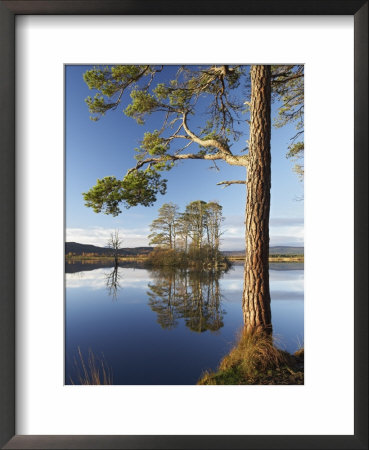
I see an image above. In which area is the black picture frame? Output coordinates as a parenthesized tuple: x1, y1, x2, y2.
(0, 1, 367, 449)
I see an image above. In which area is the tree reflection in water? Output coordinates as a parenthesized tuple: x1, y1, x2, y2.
(105, 262, 121, 300)
(147, 268, 226, 332)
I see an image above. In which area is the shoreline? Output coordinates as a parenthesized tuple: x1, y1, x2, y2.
(65, 255, 304, 263)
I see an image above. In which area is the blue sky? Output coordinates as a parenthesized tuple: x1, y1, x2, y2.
(66, 65, 304, 250)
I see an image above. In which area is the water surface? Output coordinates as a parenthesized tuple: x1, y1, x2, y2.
(65, 262, 304, 384)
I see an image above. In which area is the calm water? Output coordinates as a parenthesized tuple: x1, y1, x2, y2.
(65, 262, 304, 385)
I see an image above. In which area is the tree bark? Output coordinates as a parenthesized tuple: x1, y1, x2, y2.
(242, 65, 272, 332)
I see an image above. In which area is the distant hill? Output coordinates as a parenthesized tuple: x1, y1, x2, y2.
(223, 246, 304, 256)
(269, 246, 304, 255)
(65, 242, 153, 256)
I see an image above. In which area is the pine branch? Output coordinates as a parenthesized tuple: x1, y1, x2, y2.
(217, 180, 246, 188)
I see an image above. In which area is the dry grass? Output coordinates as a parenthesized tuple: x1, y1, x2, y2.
(294, 336, 304, 358)
(198, 328, 303, 385)
(220, 328, 290, 374)
(294, 347, 304, 359)
(70, 347, 113, 385)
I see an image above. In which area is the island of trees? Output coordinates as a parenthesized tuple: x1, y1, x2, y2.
(146, 200, 229, 270)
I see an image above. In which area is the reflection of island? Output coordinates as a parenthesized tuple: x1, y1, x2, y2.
(65, 260, 145, 274)
(147, 268, 226, 332)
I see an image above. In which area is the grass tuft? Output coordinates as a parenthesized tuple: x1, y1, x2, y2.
(198, 328, 303, 385)
(70, 347, 113, 385)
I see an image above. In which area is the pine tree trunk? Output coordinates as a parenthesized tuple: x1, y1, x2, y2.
(242, 65, 272, 332)
(169, 224, 172, 249)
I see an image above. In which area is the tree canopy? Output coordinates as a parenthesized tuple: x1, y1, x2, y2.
(149, 200, 224, 254)
(82, 65, 250, 215)
(272, 65, 304, 179)
(82, 65, 304, 217)
(148, 202, 179, 249)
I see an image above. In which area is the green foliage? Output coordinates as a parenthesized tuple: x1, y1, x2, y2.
(120, 169, 167, 207)
(148, 232, 167, 247)
(111, 65, 145, 82)
(83, 65, 150, 121)
(84, 65, 148, 93)
(272, 65, 304, 129)
(153, 81, 191, 107)
(85, 93, 112, 121)
(272, 65, 304, 179)
(83, 176, 125, 216)
(83, 170, 167, 216)
(83, 66, 112, 93)
(139, 131, 168, 156)
(286, 141, 304, 179)
(148, 202, 179, 248)
(184, 200, 208, 249)
(286, 140, 304, 158)
(125, 90, 159, 124)
(153, 83, 169, 101)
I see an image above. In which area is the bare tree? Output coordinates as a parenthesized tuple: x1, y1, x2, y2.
(105, 264, 122, 300)
(107, 229, 123, 265)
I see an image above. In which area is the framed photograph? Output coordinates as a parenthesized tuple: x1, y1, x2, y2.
(0, 1, 367, 449)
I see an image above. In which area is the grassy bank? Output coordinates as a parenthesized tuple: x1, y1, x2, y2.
(268, 256, 304, 262)
(198, 328, 304, 385)
(66, 254, 303, 264)
(144, 248, 231, 270)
